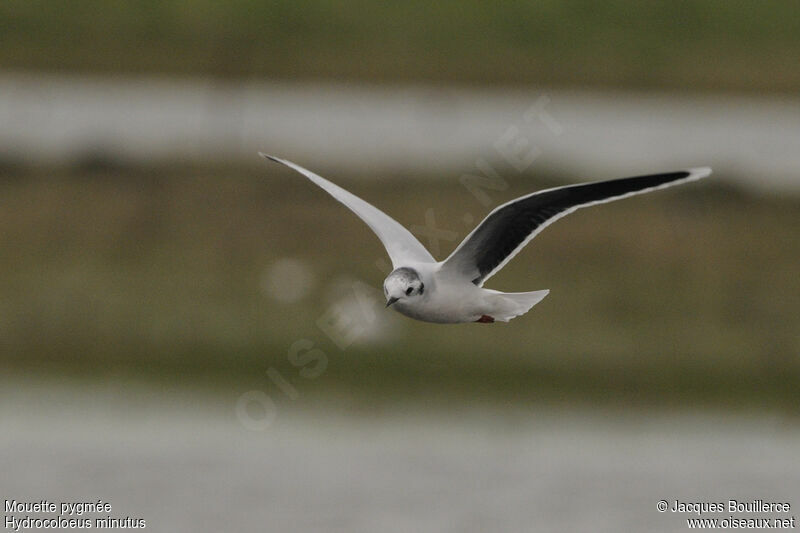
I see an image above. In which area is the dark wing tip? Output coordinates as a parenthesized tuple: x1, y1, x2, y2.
(258, 152, 281, 164)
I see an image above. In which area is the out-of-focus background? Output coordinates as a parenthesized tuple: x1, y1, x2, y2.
(1, 2, 799, 531)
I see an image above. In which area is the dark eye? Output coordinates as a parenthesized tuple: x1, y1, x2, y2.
(405, 287, 413, 296)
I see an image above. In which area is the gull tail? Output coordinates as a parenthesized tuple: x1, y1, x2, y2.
(492, 289, 550, 322)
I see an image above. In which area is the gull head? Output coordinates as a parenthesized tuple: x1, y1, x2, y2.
(383, 267, 424, 307)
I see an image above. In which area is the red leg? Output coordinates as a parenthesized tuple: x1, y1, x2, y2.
(476, 315, 495, 323)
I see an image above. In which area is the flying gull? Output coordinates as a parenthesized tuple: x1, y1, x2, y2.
(261, 153, 710, 324)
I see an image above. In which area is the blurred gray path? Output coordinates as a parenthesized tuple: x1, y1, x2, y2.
(1, 73, 799, 191)
(1, 380, 799, 532)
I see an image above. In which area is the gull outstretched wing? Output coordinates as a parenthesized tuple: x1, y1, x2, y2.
(261, 154, 435, 267)
(440, 167, 711, 286)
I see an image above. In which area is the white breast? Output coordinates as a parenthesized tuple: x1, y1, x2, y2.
(391, 271, 487, 324)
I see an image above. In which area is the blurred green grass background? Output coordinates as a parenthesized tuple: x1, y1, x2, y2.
(1, 166, 797, 409)
(2, 1, 799, 411)
(2, 0, 800, 91)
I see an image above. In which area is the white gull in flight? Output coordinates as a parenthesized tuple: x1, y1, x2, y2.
(261, 153, 710, 324)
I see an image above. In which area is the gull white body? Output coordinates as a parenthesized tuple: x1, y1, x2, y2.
(261, 153, 710, 324)
(387, 262, 548, 323)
